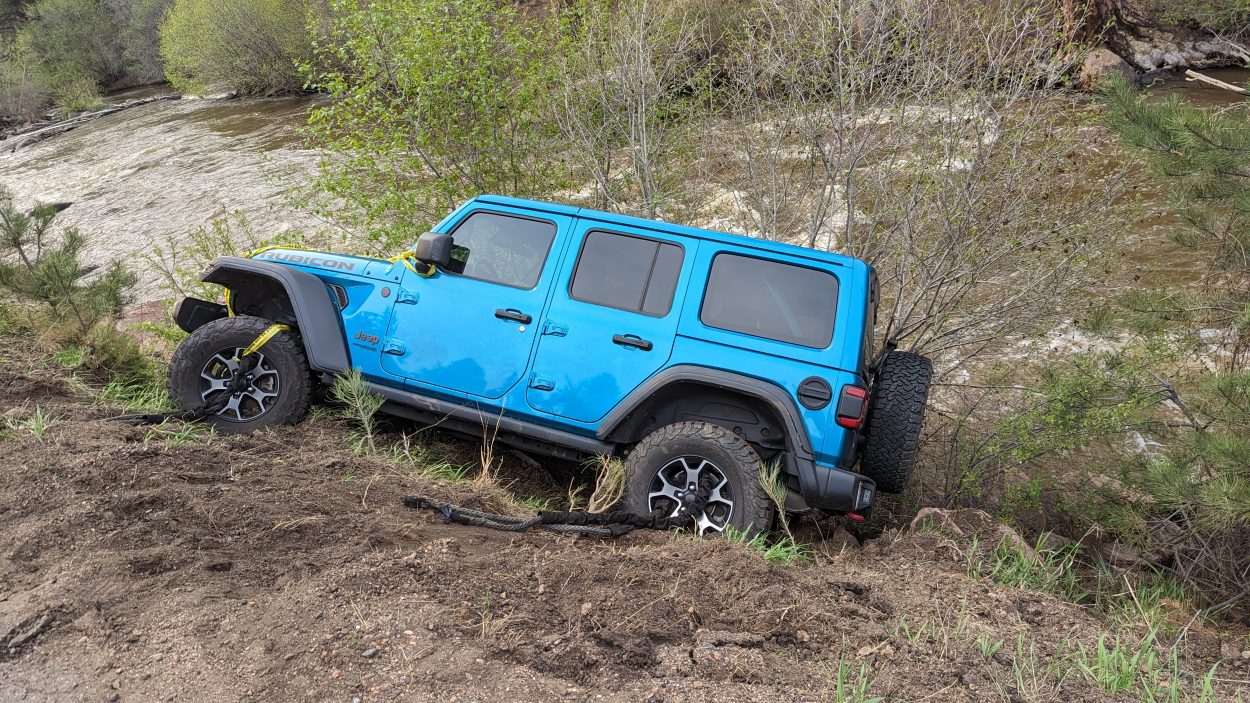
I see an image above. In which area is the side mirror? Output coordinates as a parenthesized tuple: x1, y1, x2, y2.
(413, 232, 452, 268)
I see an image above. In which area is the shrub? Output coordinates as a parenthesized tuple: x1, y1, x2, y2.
(159, 0, 313, 95)
(305, 0, 566, 248)
(0, 35, 51, 121)
(19, 0, 124, 89)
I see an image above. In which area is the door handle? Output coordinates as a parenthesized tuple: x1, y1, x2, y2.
(494, 308, 532, 324)
(612, 334, 653, 351)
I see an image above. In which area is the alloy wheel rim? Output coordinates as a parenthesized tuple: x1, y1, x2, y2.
(199, 348, 281, 422)
(647, 456, 735, 535)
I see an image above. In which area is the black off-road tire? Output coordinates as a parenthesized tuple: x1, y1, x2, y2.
(167, 315, 311, 434)
(624, 422, 775, 536)
(860, 351, 933, 494)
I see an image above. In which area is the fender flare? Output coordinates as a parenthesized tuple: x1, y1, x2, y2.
(598, 365, 814, 460)
(200, 256, 350, 374)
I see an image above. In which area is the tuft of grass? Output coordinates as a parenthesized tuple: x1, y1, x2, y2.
(475, 413, 503, 488)
(1067, 629, 1222, 702)
(133, 320, 189, 345)
(1073, 629, 1162, 696)
(584, 454, 626, 512)
(52, 345, 87, 368)
(1094, 566, 1196, 636)
(97, 376, 174, 413)
(329, 369, 385, 453)
(516, 495, 554, 513)
(143, 420, 217, 447)
(389, 432, 471, 483)
(760, 461, 794, 542)
(826, 657, 884, 703)
(1000, 635, 1061, 702)
(968, 533, 1084, 602)
(5, 405, 54, 442)
(723, 525, 811, 565)
(976, 632, 1004, 658)
(890, 616, 931, 645)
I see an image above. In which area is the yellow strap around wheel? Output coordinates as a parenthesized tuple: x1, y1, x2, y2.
(235, 324, 290, 360)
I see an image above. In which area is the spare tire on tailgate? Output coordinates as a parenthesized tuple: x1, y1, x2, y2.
(860, 351, 932, 494)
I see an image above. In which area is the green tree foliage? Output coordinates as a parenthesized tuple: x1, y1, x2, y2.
(1100, 77, 1250, 608)
(0, 187, 136, 338)
(0, 33, 49, 119)
(109, 0, 173, 85)
(159, 0, 316, 95)
(1100, 76, 1250, 275)
(22, 0, 121, 83)
(304, 0, 566, 248)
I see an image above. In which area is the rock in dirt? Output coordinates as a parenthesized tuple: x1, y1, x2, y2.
(1080, 47, 1137, 89)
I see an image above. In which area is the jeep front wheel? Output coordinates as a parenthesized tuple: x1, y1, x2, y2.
(624, 422, 774, 536)
(859, 351, 933, 493)
(167, 315, 311, 434)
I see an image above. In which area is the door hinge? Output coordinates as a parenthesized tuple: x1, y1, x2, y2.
(382, 338, 407, 355)
(528, 373, 555, 391)
(396, 288, 419, 305)
(541, 320, 568, 337)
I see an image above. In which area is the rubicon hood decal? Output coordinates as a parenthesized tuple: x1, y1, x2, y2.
(254, 249, 360, 272)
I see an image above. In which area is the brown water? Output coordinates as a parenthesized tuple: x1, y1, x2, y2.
(0, 88, 326, 303)
(0, 70, 1246, 305)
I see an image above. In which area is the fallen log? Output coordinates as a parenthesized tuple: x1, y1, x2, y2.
(1184, 69, 1250, 96)
(2, 94, 180, 152)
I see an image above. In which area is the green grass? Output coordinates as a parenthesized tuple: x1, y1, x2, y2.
(967, 533, 1084, 602)
(516, 495, 554, 513)
(1094, 565, 1196, 635)
(999, 636, 1061, 702)
(4, 405, 54, 442)
(388, 432, 471, 483)
(133, 320, 189, 344)
(976, 632, 1004, 658)
(52, 344, 88, 368)
(890, 616, 931, 645)
(143, 420, 217, 447)
(723, 525, 812, 565)
(96, 377, 174, 413)
(1074, 630, 1161, 695)
(824, 658, 884, 703)
(1068, 628, 1222, 702)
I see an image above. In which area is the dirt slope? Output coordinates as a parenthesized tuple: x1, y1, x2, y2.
(0, 364, 1244, 702)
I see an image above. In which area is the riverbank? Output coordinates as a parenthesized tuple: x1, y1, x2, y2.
(1, 342, 1244, 702)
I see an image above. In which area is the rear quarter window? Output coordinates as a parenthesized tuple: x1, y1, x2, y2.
(700, 253, 838, 348)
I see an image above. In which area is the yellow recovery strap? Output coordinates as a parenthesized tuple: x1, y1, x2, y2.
(235, 324, 290, 361)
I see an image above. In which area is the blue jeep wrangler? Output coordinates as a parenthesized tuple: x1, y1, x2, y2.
(168, 195, 932, 533)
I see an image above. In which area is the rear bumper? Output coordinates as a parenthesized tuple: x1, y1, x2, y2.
(790, 454, 876, 513)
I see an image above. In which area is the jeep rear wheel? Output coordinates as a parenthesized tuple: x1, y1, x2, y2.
(624, 422, 774, 536)
(860, 351, 933, 494)
(168, 316, 311, 434)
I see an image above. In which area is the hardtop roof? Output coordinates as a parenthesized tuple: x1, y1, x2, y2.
(472, 194, 860, 270)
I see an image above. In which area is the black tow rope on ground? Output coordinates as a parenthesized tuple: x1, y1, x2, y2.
(110, 356, 258, 426)
(404, 474, 717, 538)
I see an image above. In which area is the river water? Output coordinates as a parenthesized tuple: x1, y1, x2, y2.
(0, 87, 324, 303)
(0, 70, 1247, 305)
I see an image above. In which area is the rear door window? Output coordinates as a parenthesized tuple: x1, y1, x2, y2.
(700, 253, 838, 348)
(569, 230, 684, 316)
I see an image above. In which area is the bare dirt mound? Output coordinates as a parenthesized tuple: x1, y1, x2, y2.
(0, 365, 1243, 702)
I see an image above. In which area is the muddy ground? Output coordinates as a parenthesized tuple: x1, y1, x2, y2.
(1, 357, 1247, 702)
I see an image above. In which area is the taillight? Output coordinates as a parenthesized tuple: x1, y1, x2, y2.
(835, 385, 869, 430)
